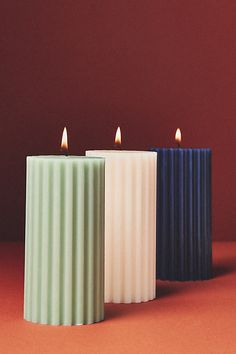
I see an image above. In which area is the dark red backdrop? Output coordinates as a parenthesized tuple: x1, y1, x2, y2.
(0, 1, 235, 241)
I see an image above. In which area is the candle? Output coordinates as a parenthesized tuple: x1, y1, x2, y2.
(86, 127, 157, 303)
(24, 128, 105, 325)
(151, 129, 212, 281)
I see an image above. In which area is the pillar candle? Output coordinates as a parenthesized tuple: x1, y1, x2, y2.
(24, 156, 105, 325)
(150, 146, 212, 281)
(86, 150, 157, 303)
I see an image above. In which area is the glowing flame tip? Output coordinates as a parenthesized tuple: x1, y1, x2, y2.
(115, 126, 121, 145)
(61, 126, 68, 152)
(175, 128, 181, 146)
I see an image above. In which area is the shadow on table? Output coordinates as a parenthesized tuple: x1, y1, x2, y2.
(213, 257, 236, 278)
(157, 282, 183, 298)
(104, 300, 159, 321)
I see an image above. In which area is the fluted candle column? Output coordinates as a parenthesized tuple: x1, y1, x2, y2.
(150, 148, 212, 281)
(86, 151, 157, 303)
(24, 156, 105, 325)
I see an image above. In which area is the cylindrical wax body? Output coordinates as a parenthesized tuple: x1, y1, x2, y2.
(86, 151, 157, 303)
(24, 156, 105, 325)
(150, 148, 212, 281)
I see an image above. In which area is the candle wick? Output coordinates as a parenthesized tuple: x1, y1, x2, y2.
(114, 144, 122, 150)
(61, 148, 69, 156)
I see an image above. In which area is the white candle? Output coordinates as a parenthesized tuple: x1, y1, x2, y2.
(86, 149, 157, 303)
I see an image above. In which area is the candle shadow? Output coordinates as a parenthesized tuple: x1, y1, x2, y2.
(104, 304, 129, 320)
(157, 281, 184, 298)
(213, 258, 236, 278)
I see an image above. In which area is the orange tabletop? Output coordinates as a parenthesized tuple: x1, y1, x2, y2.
(0, 242, 235, 354)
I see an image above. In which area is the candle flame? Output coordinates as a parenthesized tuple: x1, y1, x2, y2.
(175, 128, 181, 146)
(114, 126, 121, 146)
(61, 127, 68, 152)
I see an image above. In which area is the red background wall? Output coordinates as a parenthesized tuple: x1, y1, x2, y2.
(0, 1, 235, 241)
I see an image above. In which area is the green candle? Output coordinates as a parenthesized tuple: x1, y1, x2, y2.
(24, 155, 105, 325)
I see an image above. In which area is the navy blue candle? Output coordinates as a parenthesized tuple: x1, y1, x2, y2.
(151, 131, 212, 281)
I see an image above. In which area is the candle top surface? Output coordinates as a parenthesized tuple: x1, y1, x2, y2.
(27, 155, 105, 161)
(150, 147, 211, 152)
(87, 150, 156, 157)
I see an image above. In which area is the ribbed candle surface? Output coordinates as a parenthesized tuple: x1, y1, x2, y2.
(86, 151, 157, 303)
(24, 156, 105, 325)
(151, 148, 212, 281)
